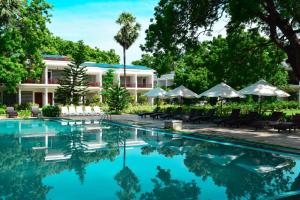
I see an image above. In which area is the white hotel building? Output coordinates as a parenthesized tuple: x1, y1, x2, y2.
(0, 55, 155, 107)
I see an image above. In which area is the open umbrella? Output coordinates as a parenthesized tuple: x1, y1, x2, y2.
(143, 87, 167, 106)
(198, 82, 244, 113)
(166, 85, 198, 103)
(239, 79, 290, 113)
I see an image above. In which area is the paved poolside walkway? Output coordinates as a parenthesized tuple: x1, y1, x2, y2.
(110, 114, 300, 153)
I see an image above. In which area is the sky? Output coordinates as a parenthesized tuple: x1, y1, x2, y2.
(47, 0, 159, 64)
(46, 0, 227, 64)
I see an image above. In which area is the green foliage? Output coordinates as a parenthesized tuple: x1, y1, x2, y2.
(55, 40, 89, 105)
(42, 105, 61, 117)
(0, 0, 51, 92)
(143, 0, 300, 79)
(18, 110, 31, 119)
(132, 53, 174, 75)
(174, 29, 288, 93)
(15, 102, 38, 111)
(43, 36, 120, 64)
(106, 85, 130, 114)
(138, 95, 148, 104)
(0, 108, 6, 115)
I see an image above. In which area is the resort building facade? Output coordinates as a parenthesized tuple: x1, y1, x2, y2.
(0, 55, 155, 107)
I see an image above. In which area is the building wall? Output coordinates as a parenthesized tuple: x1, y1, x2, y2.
(8, 59, 156, 107)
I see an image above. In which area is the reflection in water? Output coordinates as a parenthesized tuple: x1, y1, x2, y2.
(140, 166, 200, 200)
(0, 119, 299, 199)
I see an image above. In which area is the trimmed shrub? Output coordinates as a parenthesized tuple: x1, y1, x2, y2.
(0, 108, 6, 115)
(18, 110, 31, 119)
(42, 106, 61, 117)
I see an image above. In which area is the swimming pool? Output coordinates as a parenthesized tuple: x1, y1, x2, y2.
(0, 119, 300, 199)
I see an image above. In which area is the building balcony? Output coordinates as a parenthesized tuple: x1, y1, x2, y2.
(121, 82, 136, 88)
(137, 83, 152, 88)
(23, 78, 44, 84)
(48, 78, 59, 84)
(89, 82, 100, 87)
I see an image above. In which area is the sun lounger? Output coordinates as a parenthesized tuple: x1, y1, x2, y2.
(31, 106, 40, 117)
(193, 109, 216, 123)
(253, 111, 283, 130)
(61, 106, 69, 116)
(93, 106, 103, 115)
(68, 106, 76, 116)
(138, 107, 160, 118)
(84, 106, 93, 115)
(216, 109, 241, 127)
(6, 107, 18, 118)
(76, 106, 84, 115)
(150, 107, 171, 119)
(234, 111, 260, 127)
(186, 109, 205, 122)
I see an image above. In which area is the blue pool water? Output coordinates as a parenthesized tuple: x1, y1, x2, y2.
(0, 119, 300, 199)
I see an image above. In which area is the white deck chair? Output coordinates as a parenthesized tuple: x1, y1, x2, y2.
(61, 106, 69, 116)
(76, 106, 84, 115)
(68, 106, 76, 116)
(84, 106, 92, 115)
(93, 106, 104, 115)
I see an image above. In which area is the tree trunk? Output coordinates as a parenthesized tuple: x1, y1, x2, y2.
(123, 47, 127, 89)
(285, 44, 300, 80)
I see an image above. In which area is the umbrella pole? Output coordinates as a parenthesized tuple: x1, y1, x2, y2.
(221, 98, 223, 116)
(259, 96, 262, 115)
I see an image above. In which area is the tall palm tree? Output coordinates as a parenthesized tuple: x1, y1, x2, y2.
(114, 12, 141, 88)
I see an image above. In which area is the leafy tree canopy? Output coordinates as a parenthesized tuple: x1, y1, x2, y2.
(143, 0, 300, 79)
(0, 0, 51, 92)
(43, 35, 120, 64)
(174, 28, 288, 93)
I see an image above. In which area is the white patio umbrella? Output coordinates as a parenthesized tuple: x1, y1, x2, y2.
(198, 82, 244, 113)
(239, 79, 290, 97)
(166, 85, 198, 98)
(166, 85, 198, 104)
(143, 87, 167, 106)
(239, 79, 290, 113)
(143, 87, 167, 98)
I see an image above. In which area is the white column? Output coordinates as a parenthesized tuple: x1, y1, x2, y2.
(117, 73, 120, 86)
(18, 88, 21, 105)
(32, 92, 35, 104)
(151, 74, 154, 88)
(99, 72, 102, 87)
(44, 66, 48, 84)
(134, 74, 138, 89)
(43, 88, 48, 106)
(134, 90, 138, 103)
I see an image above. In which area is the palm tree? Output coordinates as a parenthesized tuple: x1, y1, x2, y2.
(114, 12, 141, 88)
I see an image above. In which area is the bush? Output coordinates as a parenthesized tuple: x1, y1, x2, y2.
(15, 102, 38, 111)
(138, 96, 148, 104)
(0, 108, 5, 115)
(18, 110, 31, 119)
(42, 106, 61, 117)
(107, 85, 130, 114)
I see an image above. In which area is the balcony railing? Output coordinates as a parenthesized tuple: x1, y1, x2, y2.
(89, 82, 100, 87)
(137, 83, 152, 88)
(120, 82, 136, 88)
(48, 78, 59, 84)
(23, 78, 44, 84)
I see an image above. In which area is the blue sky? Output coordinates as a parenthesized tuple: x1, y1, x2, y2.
(47, 0, 159, 64)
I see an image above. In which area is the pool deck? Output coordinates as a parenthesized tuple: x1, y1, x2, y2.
(108, 114, 300, 154)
